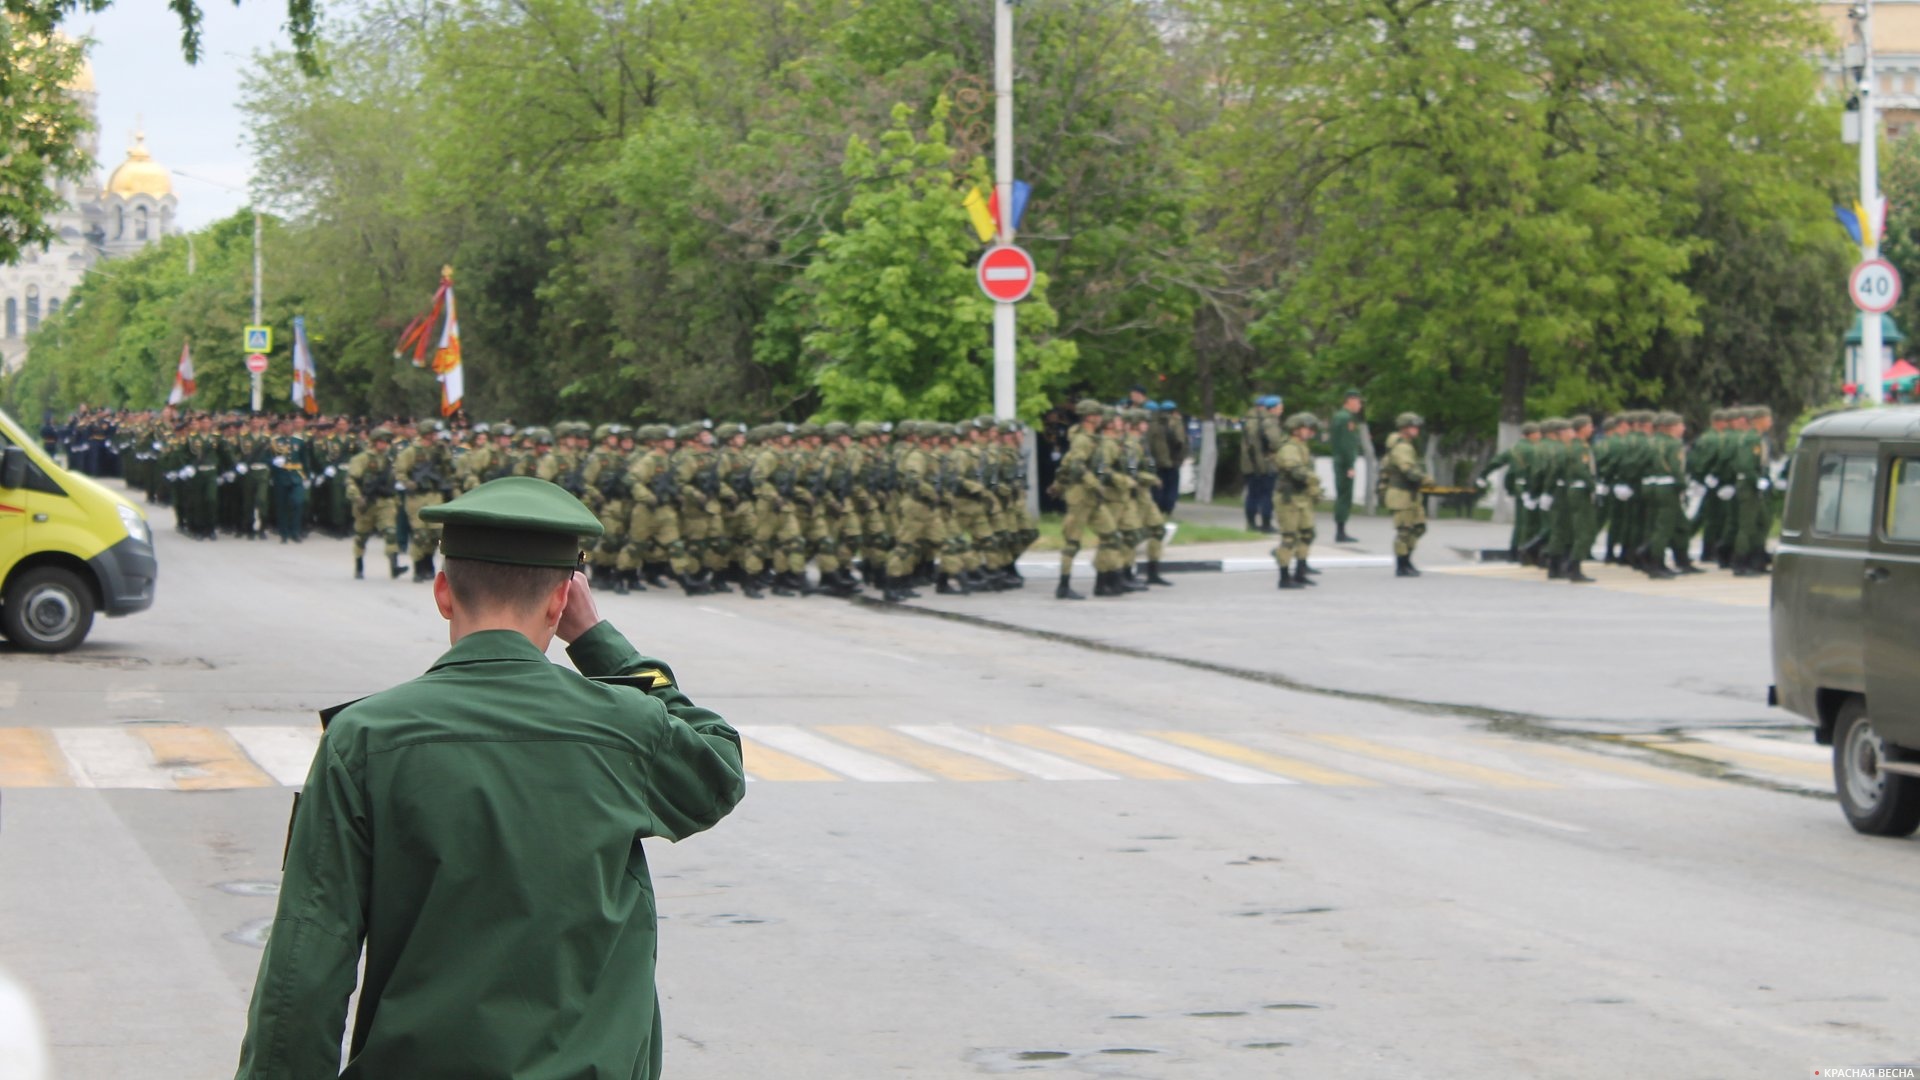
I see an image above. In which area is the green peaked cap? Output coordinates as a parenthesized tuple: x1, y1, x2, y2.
(420, 475, 604, 568)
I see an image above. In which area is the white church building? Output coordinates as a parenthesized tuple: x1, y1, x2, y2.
(0, 56, 179, 373)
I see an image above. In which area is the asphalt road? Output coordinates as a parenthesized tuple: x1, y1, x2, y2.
(2, 498, 1916, 1079)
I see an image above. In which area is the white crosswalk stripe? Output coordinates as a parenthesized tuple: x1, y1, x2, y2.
(1055, 726, 1293, 784)
(895, 724, 1118, 781)
(737, 725, 932, 782)
(50, 727, 170, 789)
(226, 726, 323, 786)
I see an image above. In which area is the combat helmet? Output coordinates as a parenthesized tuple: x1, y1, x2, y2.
(1075, 398, 1105, 418)
(1288, 412, 1321, 431)
(1395, 412, 1424, 429)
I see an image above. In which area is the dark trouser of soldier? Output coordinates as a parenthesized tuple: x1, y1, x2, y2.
(274, 476, 308, 543)
(352, 497, 404, 579)
(1155, 467, 1180, 515)
(1639, 481, 1681, 578)
(1333, 461, 1357, 542)
(1244, 473, 1275, 532)
(241, 472, 271, 538)
(1731, 484, 1770, 577)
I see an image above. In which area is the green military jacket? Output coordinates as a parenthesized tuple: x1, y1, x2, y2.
(237, 621, 746, 1080)
(1329, 408, 1363, 466)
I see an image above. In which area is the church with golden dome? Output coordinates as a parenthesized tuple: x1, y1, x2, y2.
(0, 54, 179, 373)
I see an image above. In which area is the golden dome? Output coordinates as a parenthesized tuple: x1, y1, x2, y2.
(64, 56, 94, 94)
(107, 133, 171, 199)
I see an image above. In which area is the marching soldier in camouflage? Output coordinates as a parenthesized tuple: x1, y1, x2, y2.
(347, 427, 406, 579)
(1273, 413, 1322, 589)
(1381, 412, 1429, 578)
(580, 423, 636, 593)
(395, 420, 457, 581)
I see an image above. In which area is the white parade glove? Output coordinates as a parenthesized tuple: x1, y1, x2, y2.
(235, 462, 249, 474)
(1757, 479, 1771, 492)
(182, 465, 197, 479)
(1717, 486, 1735, 501)
(1540, 494, 1555, 510)
(1521, 494, 1536, 510)
(324, 465, 337, 478)
(272, 456, 288, 468)
(151, 441, 163, 451)
(1613, 484, 1632, 500)
(395, 481, 409, 493)
(1704, 474, 1718, 488)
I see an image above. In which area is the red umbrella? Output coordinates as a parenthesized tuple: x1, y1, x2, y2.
(1888, 359, 1920, 383)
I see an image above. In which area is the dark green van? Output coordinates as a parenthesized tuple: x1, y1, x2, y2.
(1771, 406, 1920, 836)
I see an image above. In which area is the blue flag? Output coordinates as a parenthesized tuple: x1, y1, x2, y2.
(1836, 203, 1864, 247)
(1010, 180, 1032, 232)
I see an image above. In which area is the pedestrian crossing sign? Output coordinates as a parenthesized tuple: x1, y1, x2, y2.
(244, 325, 272, 352)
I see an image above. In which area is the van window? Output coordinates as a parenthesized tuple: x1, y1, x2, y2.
(1889, 459, 1920, 542)
(1813, 453, 1878, 538)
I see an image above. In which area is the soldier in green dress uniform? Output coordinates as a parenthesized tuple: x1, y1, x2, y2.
(235, 476, 746, 1080)
(1329, 390, 1365, 543)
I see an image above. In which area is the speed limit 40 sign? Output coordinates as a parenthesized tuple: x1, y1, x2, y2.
(1851, 259, 1903, 315)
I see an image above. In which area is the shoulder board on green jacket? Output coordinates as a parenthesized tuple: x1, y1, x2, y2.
(591, 669, 674, 692)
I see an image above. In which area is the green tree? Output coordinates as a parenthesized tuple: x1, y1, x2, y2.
(794, 100, 1075, 420)
(1207, 0, 1847, 432)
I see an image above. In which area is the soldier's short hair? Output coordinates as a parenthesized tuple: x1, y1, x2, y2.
(442, 557, 572, 616)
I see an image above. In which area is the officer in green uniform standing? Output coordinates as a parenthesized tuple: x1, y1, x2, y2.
(235, 476, 746, 1080)
(1329, 390, 1365, 543)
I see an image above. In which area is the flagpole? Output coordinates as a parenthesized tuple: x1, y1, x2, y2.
(992, 0, 1015, 422)
(251, 211, 264, 413)
(1860, 0, 1885, 407)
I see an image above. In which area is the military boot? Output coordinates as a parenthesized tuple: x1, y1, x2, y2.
(413, 553, 436, 582)
(1294, 558, 1319, 586)
(1278, 566, 1301, 589)
(770, 571, 798, 597)
(354, 556, 365, 580)
(1672, 551, 1706, 575)
(1145, 561, 1174, 586)
(1547, 555, 1565, 580)
(935, 572, 968, 596)
(644, 563, 673, 589)
(1335, 526, 1357, 543)
(678, 571, 711, 596)
(627, 569, 648, 592)
(707, 569, 734, 594)
(612, 569, 630, 595)
(389, 553, 407, 579)
(1056, 572, 1085, 600)
(1395, 554, 1421, 578)
(1297, 559, 1321, 577)
(1566, 560, 1596, 584)
(738, 570, 764, 599)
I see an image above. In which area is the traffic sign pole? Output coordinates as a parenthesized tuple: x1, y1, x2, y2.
(993, 0, 1015, 423)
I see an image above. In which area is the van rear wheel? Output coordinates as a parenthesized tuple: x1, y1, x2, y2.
(1, 566, 95, 653)
(1834, 699, 1920, 838)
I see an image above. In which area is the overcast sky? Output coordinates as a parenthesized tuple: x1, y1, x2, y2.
(79, 0, 291, 230)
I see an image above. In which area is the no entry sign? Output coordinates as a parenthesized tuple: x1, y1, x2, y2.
(1850, 258, 1902, 315)
(245, 353, 269, 374)
(977, 245, 1036, 304)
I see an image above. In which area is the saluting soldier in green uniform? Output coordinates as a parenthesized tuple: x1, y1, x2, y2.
(1382, 412, 1429, 577)
(235, 476, 746, 1080)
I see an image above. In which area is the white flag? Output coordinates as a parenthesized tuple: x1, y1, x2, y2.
(167, 340, 195, 405)
(291, 316, 319, 415)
